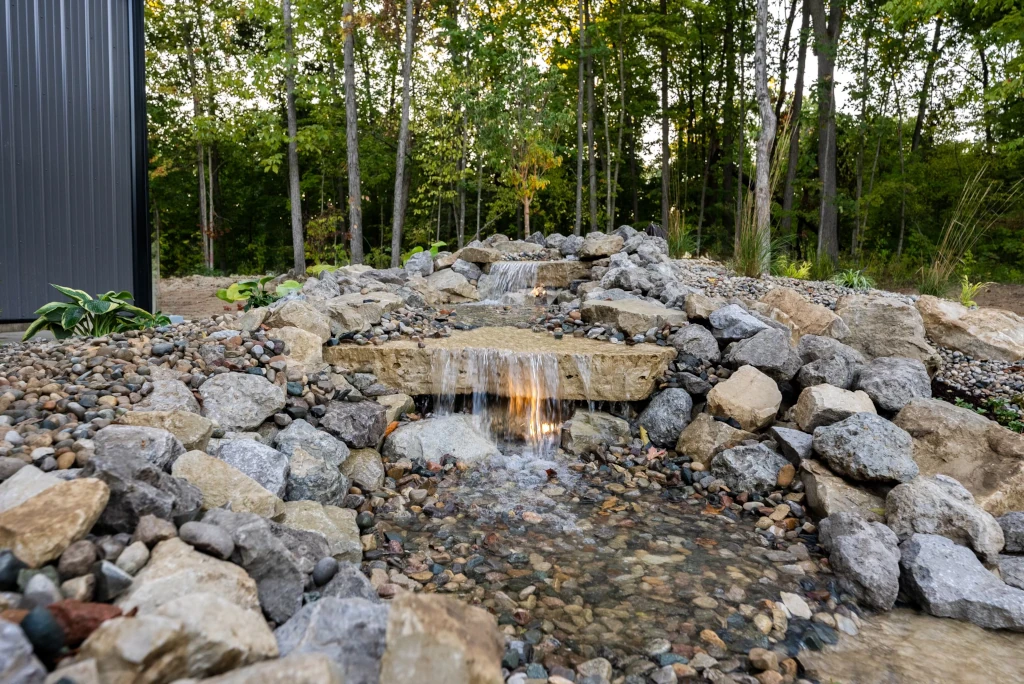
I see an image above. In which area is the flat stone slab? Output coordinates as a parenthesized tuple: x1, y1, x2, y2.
(324, 326, 675, 401)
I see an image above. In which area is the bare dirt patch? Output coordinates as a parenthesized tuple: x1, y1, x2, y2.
(157, 276, 246, 320)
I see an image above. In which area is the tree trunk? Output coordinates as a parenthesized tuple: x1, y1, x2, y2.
(283, 0, 304, 274)
(207, 146, 215, 269)
(722, 0, 736, 226)
(602, 57, 614, 233)
(390, 0, 416, 267)
(343, 0, 363, 263)
(586, 0, 598, 234)
(660, 0, 670, 232)
(574, 0, 585, 236)
(475, 159, 483, 240)
(809, 0, 844, 265)
(851, 27, 871, 257)
(185, 25, 209, 270)
(735, 0, 746, 253)
(780, 0, 808, 240)
(773, 0, 799, 154)
(911, 17, 943, 154)
(979, 46, 993, 149)
(896, 89, 907, 257)
(753, 0, 776, 275)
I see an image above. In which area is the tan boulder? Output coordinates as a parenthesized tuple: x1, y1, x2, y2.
(279, 500, 362, 563)
(706, 365, 782, 431)
(579, 233, 624, 259)
(380, 593, 504, 684)
(325, 302, 369, 335)
(580, 298, 687, 337)
(117, 409, 214, 452)
(0, 478, 109, 568)
(762, 287, 849, 342)
(77, 615, 189, 684)
(266, 300, 331, 342)
(459, 246, 505, 263)
(236, 307, 268, 333)
(894, 398, 1024, 516)
(834, 294, 940, 370)
(342, 448, 386, 491)
(0, 464, 60, 514)
(800, 459, 886, 522)
(197, 653, 342, 684)
(793, 384, 876, 432)
(425, 269, 480, 302)
(685, 293, 727, 320)
(675, 413, 756, 467)
(269, 326, 325, 373)
(916, 295, 1024, 362)
(377, 393, 415, 424)
(171, 451, 284, 519)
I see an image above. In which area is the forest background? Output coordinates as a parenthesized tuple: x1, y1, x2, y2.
(146, 0, 1024, 290)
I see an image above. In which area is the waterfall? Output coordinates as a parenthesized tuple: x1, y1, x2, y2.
(479, 261, 539, 301)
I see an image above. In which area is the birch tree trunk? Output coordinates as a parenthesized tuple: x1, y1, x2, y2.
(390, 0, 416, 267)
(283, 0, 305, 274)
(754, 0, 776, 275)
(586, 0, 597, 233)
(574, 0, 585, 236)
(343, 0, 363, 264)
(185, 26, 209, 270)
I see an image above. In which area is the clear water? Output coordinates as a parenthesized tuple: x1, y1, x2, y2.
(479, 261, 539, 301)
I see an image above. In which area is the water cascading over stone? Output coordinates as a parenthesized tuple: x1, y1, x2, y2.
(479, 262, 539, 301)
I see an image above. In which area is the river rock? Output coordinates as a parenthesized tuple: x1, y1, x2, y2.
(895, 398, 1024, 516)
(197, 653, 343, 684)
(279, 501, 361, 563)
(900, 533, 1024, 631)
(710, 443, 789, 494)
(709, 304, 770, 342)
(580, 299, 687, 337)
(999, 512, 1024, 553)
(769, 426, 813, 464)
(834, 294, 940, 369)
(723, 327, 802, 383)
(341, 448, 385, 491)
(886, 475, 1005, 563)
(0, 465, 60, 514)
(77, 614, 190, 683)
(199, 373, 286, 431)
(0, 618, 46, 683)
(274, 420, 350, 505)
(793, 384, 875, 432)
(812, 412, 918, 483)
(266, 300, 332, 342)
(706, 365, 781, 431)
(275, 597, 389, 684)
(854, 357, 931, 413)
(171, 451, 284, 519)
(561, 410, 631, 456)
(116, 410, 214, 452)
(668, 325, 721, 363)
(579, 232, 624, 259)
(384, 415, 500, 463)
(321, 401, 387, 449)
(0, 478, 109, 568)
(214, 440, 290, 499)
(675, 413, 755, 467)
(762, 286, 849, 342)
(917, 295, 1024, 362)
(638, 388, 693, 447)
(379, 593, 504, 684)
(819, 511, 901, 610)
(800, 460, 886, 522)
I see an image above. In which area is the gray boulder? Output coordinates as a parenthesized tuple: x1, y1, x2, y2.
(812, 413, 918, 483)
(559, 234, 584, 256)
(322, 562, 380, 603)
(94, 425, 185, 471)
(796, 335, 866, 390)
(275, 420, 351, 505)
(178, 520, 235, 560)
(275, 597, 389, 684)
(886, 475, 1005, 563)
(451, 259, 482, 282)
(998, 512, 1024, 553)
(724, 328, 802, 383)
(900, 533, 1024, 631)
(136, 379, 201, 413)
(269, 520, 334, 574)
(638, 389, 693, 448)
(855, 357, 932, 413)
(710, 443, 789, 493)
(770, 426, 814, 464)
(215, 440, 290, 499)
(819, 512, 901, 611)
(709, 304, 770, 342)
(200, 373, 287, 430)
(561, 410, 631, 456)
(999, 556, 1024, 590)
(383, 415, 499, 463)
(321, 401, 387, 449)
(668, 325, 721, 363)
(403, 251, 434, 277)
(0, 618, 46, 683)
(797, 335, 866, 367)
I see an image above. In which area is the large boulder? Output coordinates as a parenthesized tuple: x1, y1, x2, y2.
(917, 295, 1024, 362)
(675, 414, 755, 467)
(579, 232, 624, 259)
(710, 443, 789, 494)
(117, 410, 214, 452)
(0, 478, 108, 568)
(379, 593, 504, 684)
(900, 533, 1024, 631)
(199, 373, 287, 431)
(834, 294, 939, 369)
(894, 398, 1024, 516)
(793, 384, 875, 432)
(854, 357, 931, 413)
(709, 304, 770, 342)
(638, 388, 693, 447)
(580, 299, 687, 337)
(215, 440, 290, 499)
(270, 326, 326, 373)
(0, 465, 60, 514)
(819, 511, 901, 610)
(266, 300, 332, 342)
(801, 459, 886, 522)
(723, 328, 802, 383)
(279, 501, 361, 563)
(561, 410, 630, 456)
(795, 335, 866, 390)
(384, 415, 500, 463)
(762, 287, 849, 342)
(274, 420, 351, 505)
(426, 269, 480, 302)
(171, 451, 285, 519)
(706, 365, 782, 431)
(94, 425, 185, 471)
(404, 250, 434, 277)
(275, 597, 389, 684)
(1001, 556, 1024, 590)
(451, 259, 483, 282)
(886, 475, 1005, 563)
(668, 325, 721, 363)
(136, 379, 201, 413)
(770, 426, 814, 464)
(459, 245, 504, 263)
(321, 401, 387, 449)
(812, 413, 918, 484)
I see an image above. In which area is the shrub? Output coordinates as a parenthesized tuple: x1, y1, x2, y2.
(23, 286, 170, 341)
(216, 276, 301, 311)
(832, 269, 875, 290)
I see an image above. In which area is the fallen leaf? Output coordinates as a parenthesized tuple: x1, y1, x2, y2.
(384, 421, 400, 437)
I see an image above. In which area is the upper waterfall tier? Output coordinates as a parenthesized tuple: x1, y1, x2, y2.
(323, 326, 675, 402)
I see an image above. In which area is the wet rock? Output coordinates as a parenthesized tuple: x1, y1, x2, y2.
(706, 365, 782, 431)
(321, 401, 387, 449)
(452, 259, 483, 282)
(0, 616, 46, 682)
(819, 512, 900, 610)
(341, 448, 385, 491)
(711, 444, 789, 494)
(812, 413, 918, 484)
(668, 325, 721, 364)
(376, 393, 415, 424)
(199, 373, 287, 431)
(854, 357, 931, 413)
(638, 389, 693, 447)
(800, 460, 886, 522)
(723, 328, 802, 383)
(117, 410, 214, 452)
(215, 440, 290, 499)
(179, 521, 235, 560)
(561, 410, 631, 456)
(676, 414, 755, 467)
(94, 425, 185, 471)
(384, 415, 500, 463)
(275, 420, 351, 505)
(793, 384, 875, 432)
(171, 450, 285, 519)
(279, 501, 361, 563)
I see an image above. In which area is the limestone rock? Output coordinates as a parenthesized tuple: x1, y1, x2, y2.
(341, 449, 385, 491)
(425, 269, 479, 302)
(579, 232, 624, 259)
(819, 512, 901, 610)
(197, 653, 343, 684)
(638, 389, 693, 447)
(384, 415, 500, 463)
(0, 478, 108, 568)
(854, 356, 931, 413)
(812, 412, 918, 483)
(706, 365, 781, 431)
(668, 325, 721, 363)
(236, 307, 269, 333)
(894, 398, 1024, 516)
(793, 384, 875, 432)
(404, 251, 434, 277)
(999, 512, 1024, 553)
(710, 444, 789, 494)
(116, 410, 213, 452)
(266, 300, 331, 342)
(0, 465, 60, 514)
(199, 373, 286, 431)
(321, 563, 379, 603)
(1000, 556, 1024, 590)
(685, 293, 727, 320)
(561, 410, 630, 456)
(321, 401, 387, 449)
(795, 335, 865, 390)
(723, 328, 802, 383)
(270, 326, 325, 373)
(762, 287, 849, 342)
(675, 413, 755, 467)
(302, 273, 342, 300)
(900, 533, 1024, 631)
(171, 451, 284, 519)
(886, 475, 1005, 563)
(580, 298, 687, 337)
(834, 294, 939, 369)
(709, 304, 770, 342)
(377, 393, 414, 424)
(459, 246, 504, 263)
(800, 460, 886, 523)
(77, 614, 189, 683)
(769, 426, 813, 464)
(379, 593, 504, 684)
(917, 295, 1024, 362)
(214, 440, 290, 499)
(279, 501, 361, 563)
(274, 420, 350, 506)
(135, 379, 201, 413)
(0, 618, 46, 683)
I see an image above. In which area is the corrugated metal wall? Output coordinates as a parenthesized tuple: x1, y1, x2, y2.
(0, 0, 149, 321)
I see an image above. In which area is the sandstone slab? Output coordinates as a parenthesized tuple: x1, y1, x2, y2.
(762, 287, 849, 342)
(580, 298, 687, 337)
(917, 295, 1024, 362)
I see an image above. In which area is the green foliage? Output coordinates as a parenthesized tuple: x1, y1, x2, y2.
(772, 254, 812, 280)
(955, 397, 1024, 433)
(364, 247, 392, 270)
(216, 276, 301, 311)
(307, 263, 340, 276)
(809, 255, 836, 283)
(667, 207, 695, 258)
(401, 241, 447, 266)
(23, 286, 170, 341)
(832, 269, 875, 290)
(957, 275, 989, 308)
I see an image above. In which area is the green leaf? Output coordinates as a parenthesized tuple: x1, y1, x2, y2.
(61, 306, 87, 331)
(21, 317, 50, 341)
(33, 301, 66, 317)
(83, 299, 117, 315)
(51, 284, 93, 303)
(275, 280, 301, 297)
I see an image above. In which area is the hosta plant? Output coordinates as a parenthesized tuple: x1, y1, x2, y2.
(23, 286, 170, 341)
(216, 276, 301, 311)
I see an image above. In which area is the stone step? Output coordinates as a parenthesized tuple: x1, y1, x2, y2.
(323, 326, 675, 401)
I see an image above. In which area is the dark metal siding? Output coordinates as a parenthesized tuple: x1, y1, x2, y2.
(0, 0, 149, 321)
